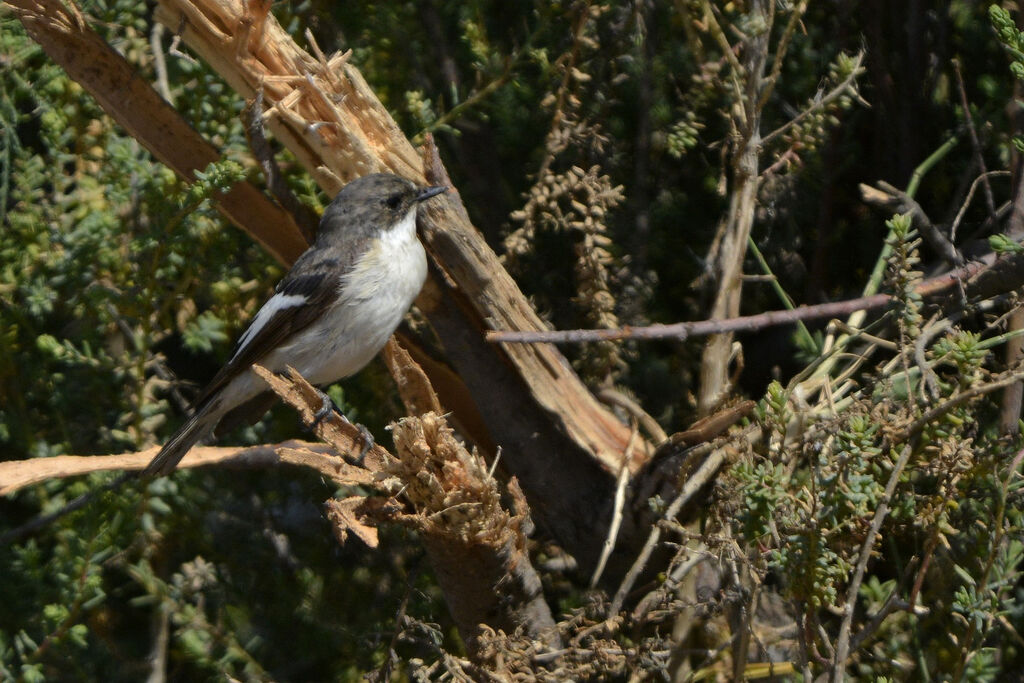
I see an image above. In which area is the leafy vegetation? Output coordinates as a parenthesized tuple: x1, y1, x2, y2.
(3, 0, 1024, 679)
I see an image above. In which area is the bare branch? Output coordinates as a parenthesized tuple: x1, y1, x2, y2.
(895, 368, 1024, 443)
(0, 441, 339, 497)
(1001, 308, 1024, 435)
(242, 91, 321, 243)
(829, 443, 914, 679)
(861, 180, 962, 265)
(606, 426, 757, 618)
(953, 59, 996, 217)
(488, 246, 1024, 345)
(488, 294, 892, 344)
(758, 0, 810, 109)
(950, 171, 1011, 242)
(590, 426, 639, 588)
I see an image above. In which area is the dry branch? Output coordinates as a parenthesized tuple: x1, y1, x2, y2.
(487, 244, 1024, 346)
(249, 364, 392, 476)
(6, 0, 308, 264)
(860, 181, 962, 264)
(697, 0, 772, 416)
(0, 441, 338, 497)
(389, 414, 560, 653)
(149, 0, 641, 571)
(380, 340, 558, 650)
(488, 294, 893, 344)
(607, 424, 759, 617)
(258, 349, 561, 654)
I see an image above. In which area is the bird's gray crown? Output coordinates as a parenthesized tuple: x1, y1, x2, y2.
(317, 173, 427, 243)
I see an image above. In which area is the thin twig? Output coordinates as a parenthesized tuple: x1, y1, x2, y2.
(0, 473, 134, 546)
(950, 171, 1010, 243)
(167, 14, 197, 64)
(698, 1, 746, 120)
(758, 0, 810, 109)
(953, 59, 996, 217)
(488, 294, 892, 344)
(829, 442, 915, 679)
(414, 60, 518, 144)
(590, 424, 638, 588)
(1000, 307, 1024, 435)
(847, 593, 926, 653)
(150, 22, 173, 104)
(828, 321, 898, 351)
(747, 235, 817, 352)
(597, 388, 668, 444)
(896, 368, 1024, 443)
(865, 180, 962, 265)
(913, 315, 952, 401)
(907, 136, 960, 199)
(242, 90, 320, 243)
(607, 441, 734, 617)
(370, 565, 422, 683)
(489, 247, 1011, 345)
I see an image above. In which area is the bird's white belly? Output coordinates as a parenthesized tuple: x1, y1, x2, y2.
(263, 228, 427, 385)
(213, 213, 427, 413)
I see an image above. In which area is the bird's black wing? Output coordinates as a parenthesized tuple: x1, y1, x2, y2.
(189, 264, 341, 410)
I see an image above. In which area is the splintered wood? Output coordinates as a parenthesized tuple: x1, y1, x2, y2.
(6, 0, 309, 264)
(154, 0, 424, 191)
(153, 0, 644, 479)
(252, 354, 559, 650)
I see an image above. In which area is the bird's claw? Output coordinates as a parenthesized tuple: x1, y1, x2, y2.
(354, 423, 374, 462)
(309, 389, 338, 431)
(307, 389, 374, 463)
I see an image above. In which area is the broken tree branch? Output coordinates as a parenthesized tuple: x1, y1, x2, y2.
(145, 0, 640, 571)
(6, 0, 308, 264)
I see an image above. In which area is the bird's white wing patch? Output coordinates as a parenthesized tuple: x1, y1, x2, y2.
(231, 292, 307, 361)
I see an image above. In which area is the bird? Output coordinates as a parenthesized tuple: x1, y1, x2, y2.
(143, 173, 446, 476)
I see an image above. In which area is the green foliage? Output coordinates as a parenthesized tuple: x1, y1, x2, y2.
(989, 232, 1024, 254)
(182, 310, 229, 353)
(731, 246, 1024, 678)
(4, 0, 1024, 679)
(0, 3, 450, 679)
(991, 5, 1024, 78)
(735, 410, 888, 609)
(885, 212, 924, 342)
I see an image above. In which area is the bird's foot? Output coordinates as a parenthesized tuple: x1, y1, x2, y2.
(309, 389, 339, 430)
(352, 423, 375, 463)
(309, 389, 374, 463)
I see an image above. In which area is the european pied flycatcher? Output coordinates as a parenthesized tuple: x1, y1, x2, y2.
(144, 173, 446, 476)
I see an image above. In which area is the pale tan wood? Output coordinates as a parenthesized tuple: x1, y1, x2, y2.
(10, 0, 650, 571)
(7, 0, 309, 265)
(151, 0, 644, 474)
(0, 442, 338, 496)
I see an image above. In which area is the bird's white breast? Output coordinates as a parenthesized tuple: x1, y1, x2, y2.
(265, 207, 427, 385)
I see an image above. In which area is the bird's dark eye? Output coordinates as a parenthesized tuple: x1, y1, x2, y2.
(384, 193, 403, 209)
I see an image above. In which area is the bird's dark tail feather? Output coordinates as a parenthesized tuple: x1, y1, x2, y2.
(143, 406, 219, 477)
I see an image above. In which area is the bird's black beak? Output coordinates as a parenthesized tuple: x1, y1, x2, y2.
(416, 185, 447, 202)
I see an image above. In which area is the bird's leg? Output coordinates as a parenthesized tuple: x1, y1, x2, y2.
(310, 388, 337, 428)
(349, 420, 375, 463)
(309, 388, 375, 462)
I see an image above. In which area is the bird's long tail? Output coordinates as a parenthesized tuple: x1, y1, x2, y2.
(143, 404, 221, 477)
